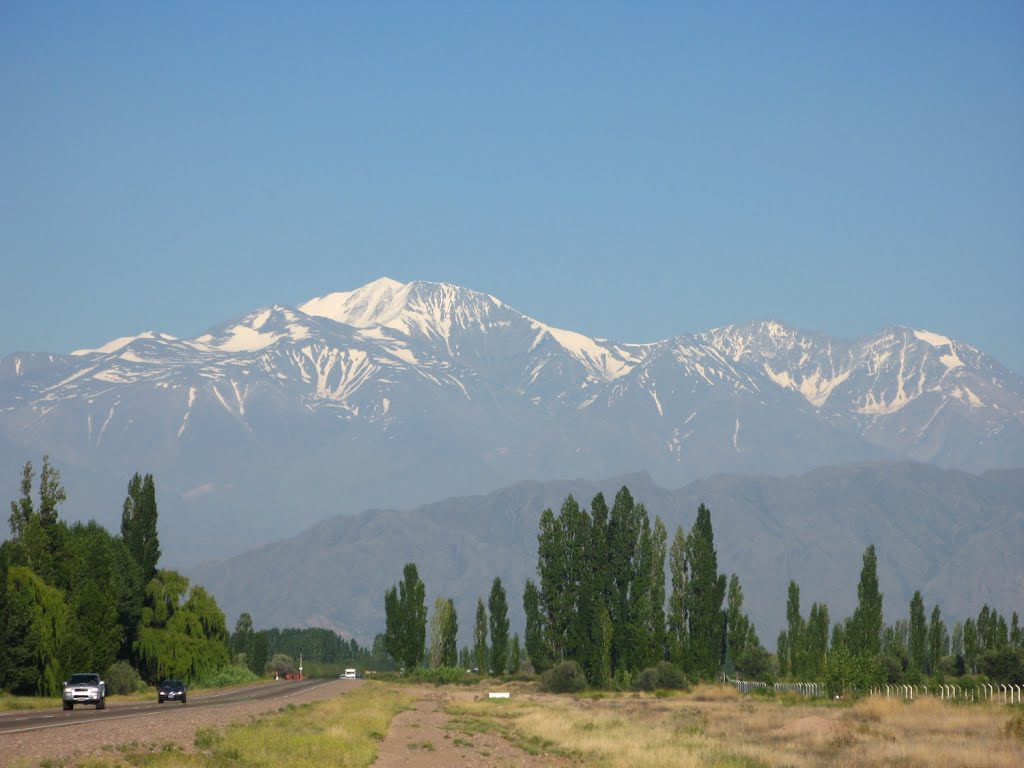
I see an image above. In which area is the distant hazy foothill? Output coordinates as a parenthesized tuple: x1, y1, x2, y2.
(188, 462, 1024, 647)
(1, 278, 1021, 567)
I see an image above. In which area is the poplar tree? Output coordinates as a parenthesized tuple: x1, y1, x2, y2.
(805, 603, 830, 677)
(473, 598, 489, 674)
(608, 487, 640, 672)
(908, 590, 927, 674)
(488, 578, 510, 675)
(429, 597, 458, 668)
(650, 516, 668, 663)
(849, 545, 883, 658)
(785, 581, 804, 677)
(927, 604, 948, 674)
(509, 634, 521, 673)
(121, 473, 160, 579)
(523, 579, 552, 673)
(725, 574, 750, 672)
(684, 503, 726, 680)
(667, 525, 688, 666)
(383, 563, 427, 671)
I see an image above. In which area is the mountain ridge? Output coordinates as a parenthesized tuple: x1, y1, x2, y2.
(2, 278, 1021, 564)
(186, 461, 1024, 647)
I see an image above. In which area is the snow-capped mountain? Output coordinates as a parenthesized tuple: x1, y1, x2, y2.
(2, 278, 1021, 564)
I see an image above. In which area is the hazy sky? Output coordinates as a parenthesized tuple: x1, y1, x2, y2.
(3, 2, 1022, 372)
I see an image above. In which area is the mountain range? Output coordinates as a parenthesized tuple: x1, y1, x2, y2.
(187, 462, 1024, 646)
(2, 277, 1022, 565)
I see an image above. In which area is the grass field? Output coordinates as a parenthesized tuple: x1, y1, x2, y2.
(445, 684, 1024, 767)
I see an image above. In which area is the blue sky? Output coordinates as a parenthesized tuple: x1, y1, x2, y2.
(2, 2, 1022, 372)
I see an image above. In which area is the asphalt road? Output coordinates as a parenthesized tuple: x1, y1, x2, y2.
(0, 678, 336, 736)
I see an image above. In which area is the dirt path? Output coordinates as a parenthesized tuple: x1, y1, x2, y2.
(374, 688, 575, 768)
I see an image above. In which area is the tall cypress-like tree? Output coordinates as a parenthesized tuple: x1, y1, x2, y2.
(473, 598, 488, 674)
(805, 603, 830, 678)
(725, 574, 750, 672)
(849, 545, 883, 658)
(121, 473, 160, 579)
(667, 525, 688, 666)
(627, 512, 656, 671)
(488, 578, 510, 675)
(429, 597, 458, 668)
(684, 503, 726, 680)
(523, 579, 551, 673)
(608, 487, 640, 673)
(908, 590, 927, 674)
(785, 581, 804, 677)
(927, 604, 948, 674)
(650, 516, 668, 664)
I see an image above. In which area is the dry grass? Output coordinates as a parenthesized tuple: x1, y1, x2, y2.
(446, 687, 1024, 768)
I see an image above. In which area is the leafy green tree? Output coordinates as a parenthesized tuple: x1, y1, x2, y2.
(429, 596, 458, 668)
(805, 603, 830, 678)
(849, 545, 883, 658)
(136, 569, 230, 682)
(927, 604, 948, 675)
(523, 578, 552, 673)
(667, 525, 688, 666)
(8, 457, 67, 584)
(725, 574, 751, 673)
(249, 631, 269, 675)
(777, 630, 789, 677)
(509, 634, 521, 674)
(627, 512, 656, 671)
(608, 487, 642, 673)
(908, 591, 927, 674)
(4, 565, 68, 695)
(383, 563, 427, 671)
(784, 581, 803, 677)
(473, 598, 488, 673)
(488, 578, 510, 675)
(121, 473, 161, 579)
(684, 503, 726, 680)
(650, 516, 668, 664)
(232, 612, 255, 663)
(963, 618, 978, 674)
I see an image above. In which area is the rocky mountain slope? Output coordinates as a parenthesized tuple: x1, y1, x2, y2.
(2, 278, 1021, 563)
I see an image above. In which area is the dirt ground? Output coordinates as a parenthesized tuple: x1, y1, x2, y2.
(374, 687, 576, 768)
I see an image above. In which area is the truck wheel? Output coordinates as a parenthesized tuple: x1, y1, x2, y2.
(96, 697, 105, 710)
(181, 695, 187, 704)
(63, 701, 72, 710)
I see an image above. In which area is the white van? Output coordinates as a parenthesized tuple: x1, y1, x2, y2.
(344, 669, 357, 679)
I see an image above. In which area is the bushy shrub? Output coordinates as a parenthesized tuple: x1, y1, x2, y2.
(410, 666, 468, 685)
(633, 667, 659, 691)
(104, 661, 146, 695)
(611, 668, 632, 692)
(655, 661, 687, 689)
(542, 661, 586, 693)
(192, 665, 259, 689)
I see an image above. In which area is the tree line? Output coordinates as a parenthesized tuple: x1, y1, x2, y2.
(0, 458, 230, 694)
(779, 552, 1023, 691)
(382, 486, 1022, 691)
(383, 563, 522, 676)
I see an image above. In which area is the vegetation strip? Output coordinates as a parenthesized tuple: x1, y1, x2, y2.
(68, 682, 413, 768)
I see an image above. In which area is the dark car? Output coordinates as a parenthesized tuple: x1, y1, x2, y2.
(157, 679, 187, 704)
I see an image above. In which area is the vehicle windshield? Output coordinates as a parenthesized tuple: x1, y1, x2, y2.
(67, 674, 99, 685)
(160, 680, 184, 689)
